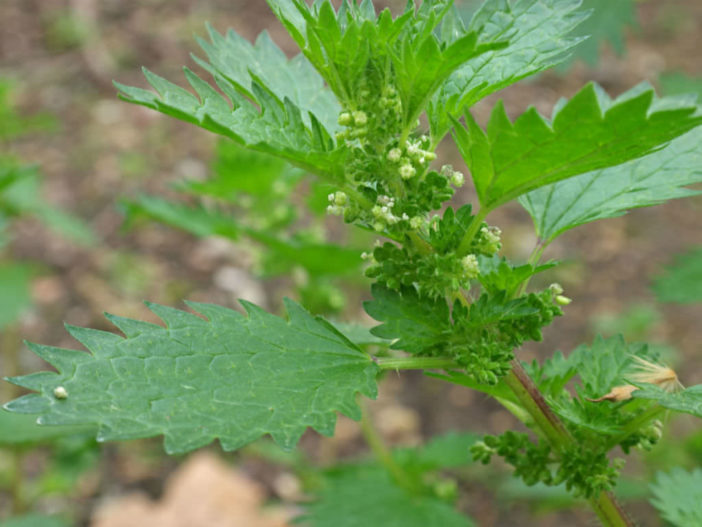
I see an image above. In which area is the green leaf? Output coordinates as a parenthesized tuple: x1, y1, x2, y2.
(395, 431, 479, 470)
(0, 262, 33, 329)
(525, 351, 577, 401)
(245, 230, 362, 277)
(301, 465, 474, 527)
(454, 82, 702, 210)
(534, 336, 657, 436)
(363, 283, 451, 355)
(632, 384, 702, 418)
(182, 140, 303, 200)
(567, 335, 646, 400)
(329, 321, 390, 347)
(519, 115, 702, 244)
(429, 0, 587, 139)
(660, 72, 702, 99)
(122, 195, 362, 277)
(4, 300, 379, 454)
(0, 159, 95, 246)
(115, 26, 342, 177)
(427, 370, 516, 402)
(0, 409, 94, 446)
(0, 515, 71, 527)
(269, 0, 503, 131)
(652, 247, 702, 304)
(650, 468, 702, 527)
(477, 255, 557, 298)
(192, 25, 340, 134)
(121, 194, 240, 239)
(564, 0, 637, 66)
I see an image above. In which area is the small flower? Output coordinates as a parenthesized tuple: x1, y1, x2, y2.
(450, 170, 464, 187)
(440, 165, 454, 178)
(461, 254, 480, 279)
(480, 226, 502, 254)
(333, 191, 347, 206)
(555, 295, 572, 306)
(549, 283, 564, 296)
(406, 140, 421, 157)
(352, 111, 368, 126)
(387, 148, 402, 162)
(399, 163, 416, 180)
(410, 216, 424, 230)
(338, 112, 353, 126)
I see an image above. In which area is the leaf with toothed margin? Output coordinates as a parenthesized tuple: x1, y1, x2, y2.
(649, 468, 702, 527)
(114, 24, 343, 178)
(428, 0, 589, 141)
(453, 82, 702, 211)
(3, 300, 379, 454)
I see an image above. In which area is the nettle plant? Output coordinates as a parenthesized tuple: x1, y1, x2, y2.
(4, 1, 702, 525)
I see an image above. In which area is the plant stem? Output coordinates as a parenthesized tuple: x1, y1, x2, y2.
(375, 356, 457, 370)
(502, 360, 635, 527)
(516, 239, 547, 296)
(457, 206, 489, 255)
(359, 399, 416, 491)
(503, 360, 570, 449)
(407, 231, 432, 256)
(605, 404, 666, 452)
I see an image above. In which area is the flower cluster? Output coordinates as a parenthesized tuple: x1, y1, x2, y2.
(472, 433, 624, 498)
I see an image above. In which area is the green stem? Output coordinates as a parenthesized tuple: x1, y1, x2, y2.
(588, 492, 636, 527)
(375, 356, 457, 371)
(503, 361, 570, 449)
(407, 231, 432, 256)
(501, 361, 635, 527)
(360, 400, 416, 491)
(605, 405, 666, 452)
(457, 206, 489, 255)
(516, 239, 548, 296)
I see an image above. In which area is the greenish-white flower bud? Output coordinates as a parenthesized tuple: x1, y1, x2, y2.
(352, 111, 368, 126)
(387, 148, 402, 162)
(333, 191, 348, 206)
(461, 254, 480, 279)
(549, 283, 564, 295)
(410, 216, 424, 230)
(555, 295, 572, 306)
(399, 163, 416, 180)
(406, 140, 421, 157)
(450, 170, 464, 187)
(338, 112, 353, 126)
